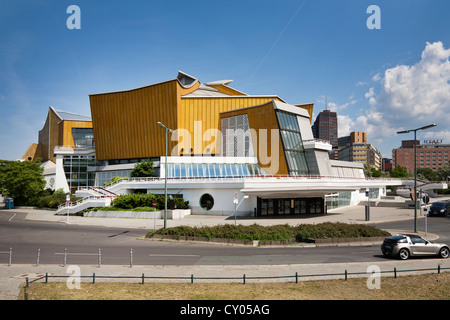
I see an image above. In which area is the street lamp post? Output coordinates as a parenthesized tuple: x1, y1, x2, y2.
(233, 194, 249, 225)
(157, 121, 174, 229)
(397, 123, 436, 233)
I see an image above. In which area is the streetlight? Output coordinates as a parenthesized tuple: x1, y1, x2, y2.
(397, 123, 437, 232)
(233, 194, 249, 225)
(157, 121, 174, 229)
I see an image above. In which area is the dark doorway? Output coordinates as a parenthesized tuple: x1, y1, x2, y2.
(257, 197, 325, 216)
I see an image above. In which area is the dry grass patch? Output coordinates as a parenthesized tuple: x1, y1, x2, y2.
(24, 272, 450, 300)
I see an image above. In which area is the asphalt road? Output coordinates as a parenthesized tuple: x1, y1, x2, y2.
(1, 211, 449, 266)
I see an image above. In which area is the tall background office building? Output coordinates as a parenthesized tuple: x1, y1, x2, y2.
(312, 109, 338, 147)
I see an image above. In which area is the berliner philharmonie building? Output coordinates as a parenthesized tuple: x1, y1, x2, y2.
(23, 71, 401, 217)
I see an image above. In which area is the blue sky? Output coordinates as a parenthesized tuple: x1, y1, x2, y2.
(1, 0, 450, 160)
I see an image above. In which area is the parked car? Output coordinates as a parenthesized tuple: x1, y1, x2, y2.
(428, 201, 450, 217)
(381, 234, 449, 260)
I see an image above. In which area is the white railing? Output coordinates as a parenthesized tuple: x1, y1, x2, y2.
(77, 175, 403, 192)
(57, 195, 116, 210)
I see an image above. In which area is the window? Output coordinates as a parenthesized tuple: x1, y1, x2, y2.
(62, 154, 99, 193)
(166, 163, 269, 179)
(276, 110, 309, 175)
(72, 128, 94, 148)
(200, 194, 214, 211)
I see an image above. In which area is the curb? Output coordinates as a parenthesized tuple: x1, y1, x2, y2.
(146, 234, 295, 247)
(145, 234, 387, 247)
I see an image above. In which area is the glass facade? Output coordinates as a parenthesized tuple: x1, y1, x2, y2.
(325, 192, 351, 210)
(276, 110, 310, 175)
(72, 128, 94, 148)
(166, 163, 268, 179)
(63, 155, 99, 193)
(96, 170, 133, 187)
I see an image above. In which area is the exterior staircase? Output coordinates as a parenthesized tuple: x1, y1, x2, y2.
(56, 187, 118, 215)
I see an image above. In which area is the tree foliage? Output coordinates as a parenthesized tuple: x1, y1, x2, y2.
(0, 159, 46, 205)
(130, 159, 155, 177)
(389, 166, 408, 178)
(437, 161, 450, 181)
(416, 168, 438, 181)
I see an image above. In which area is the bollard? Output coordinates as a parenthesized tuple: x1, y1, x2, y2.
(130, 249, 133, 268)
(36, 249, 40, 266)
(394, 267, 397, 278)
(344, 270, 347, 280)
(438, 265, 440, 274)
(142, 273, 145, 284)
(295, 272, 298, 284)
(45, 273, 48, 283)
(98, 248, 101, 268)
(8, 247, 12, 266)
(93, 273, 95, 284)
(243, 274, 246, 285)
(63, 248, 67, 267)
(191, 274, 194, 284)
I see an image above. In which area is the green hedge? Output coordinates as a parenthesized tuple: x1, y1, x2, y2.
(294, 222, 390, 241)
(148, 222, 391, 242)
(112, 193, 189, 210)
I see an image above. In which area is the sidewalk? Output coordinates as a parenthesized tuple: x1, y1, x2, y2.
(1, 200, 449, 300)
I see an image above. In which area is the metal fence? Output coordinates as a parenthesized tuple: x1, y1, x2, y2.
(22, 264, 450, 300)
(1, 247, 133, 267)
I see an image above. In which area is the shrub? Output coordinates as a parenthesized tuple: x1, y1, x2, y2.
(36, 189, 81, 209)
(132, 206, 158, 212)
(112, 193, 156, 209)
(152, 224, 297, 241)
(149, 222, 390, 242)
(295, 222, 390, 241)
(110, 193, 189, 210)
(104, 176, 128, 186)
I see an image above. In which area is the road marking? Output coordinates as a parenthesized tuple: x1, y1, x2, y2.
(148, 254, 200, 257)
(54, 252, 98, 256)
(8, 213, 16, 222)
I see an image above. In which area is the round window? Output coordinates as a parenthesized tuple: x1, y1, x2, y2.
(199, 193, 214, 211)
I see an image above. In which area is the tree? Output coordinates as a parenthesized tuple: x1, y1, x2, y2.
(437, 161, 450, 181)
(363, 165, 382, 178)
(0, 159, 46, 206)
(130, 159, 155, 177)
(416, 168, 437, 181)
(389, 166, 408, 178)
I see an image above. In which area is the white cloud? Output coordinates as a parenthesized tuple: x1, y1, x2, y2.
(422, 130, 450, 142)
(356, 81, 367, 87)
(337, 114, 353, 137)
(370, 41, 450, 125)
(364, 88, 374, 99)
(355, 41, 450, 156)
(317, 95, 357, 113)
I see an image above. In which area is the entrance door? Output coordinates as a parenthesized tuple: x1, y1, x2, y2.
(309, 198, 324, 214)
(256, 197, 324, 216)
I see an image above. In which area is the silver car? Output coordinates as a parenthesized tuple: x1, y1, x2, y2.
(381, 234, 450, 260)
